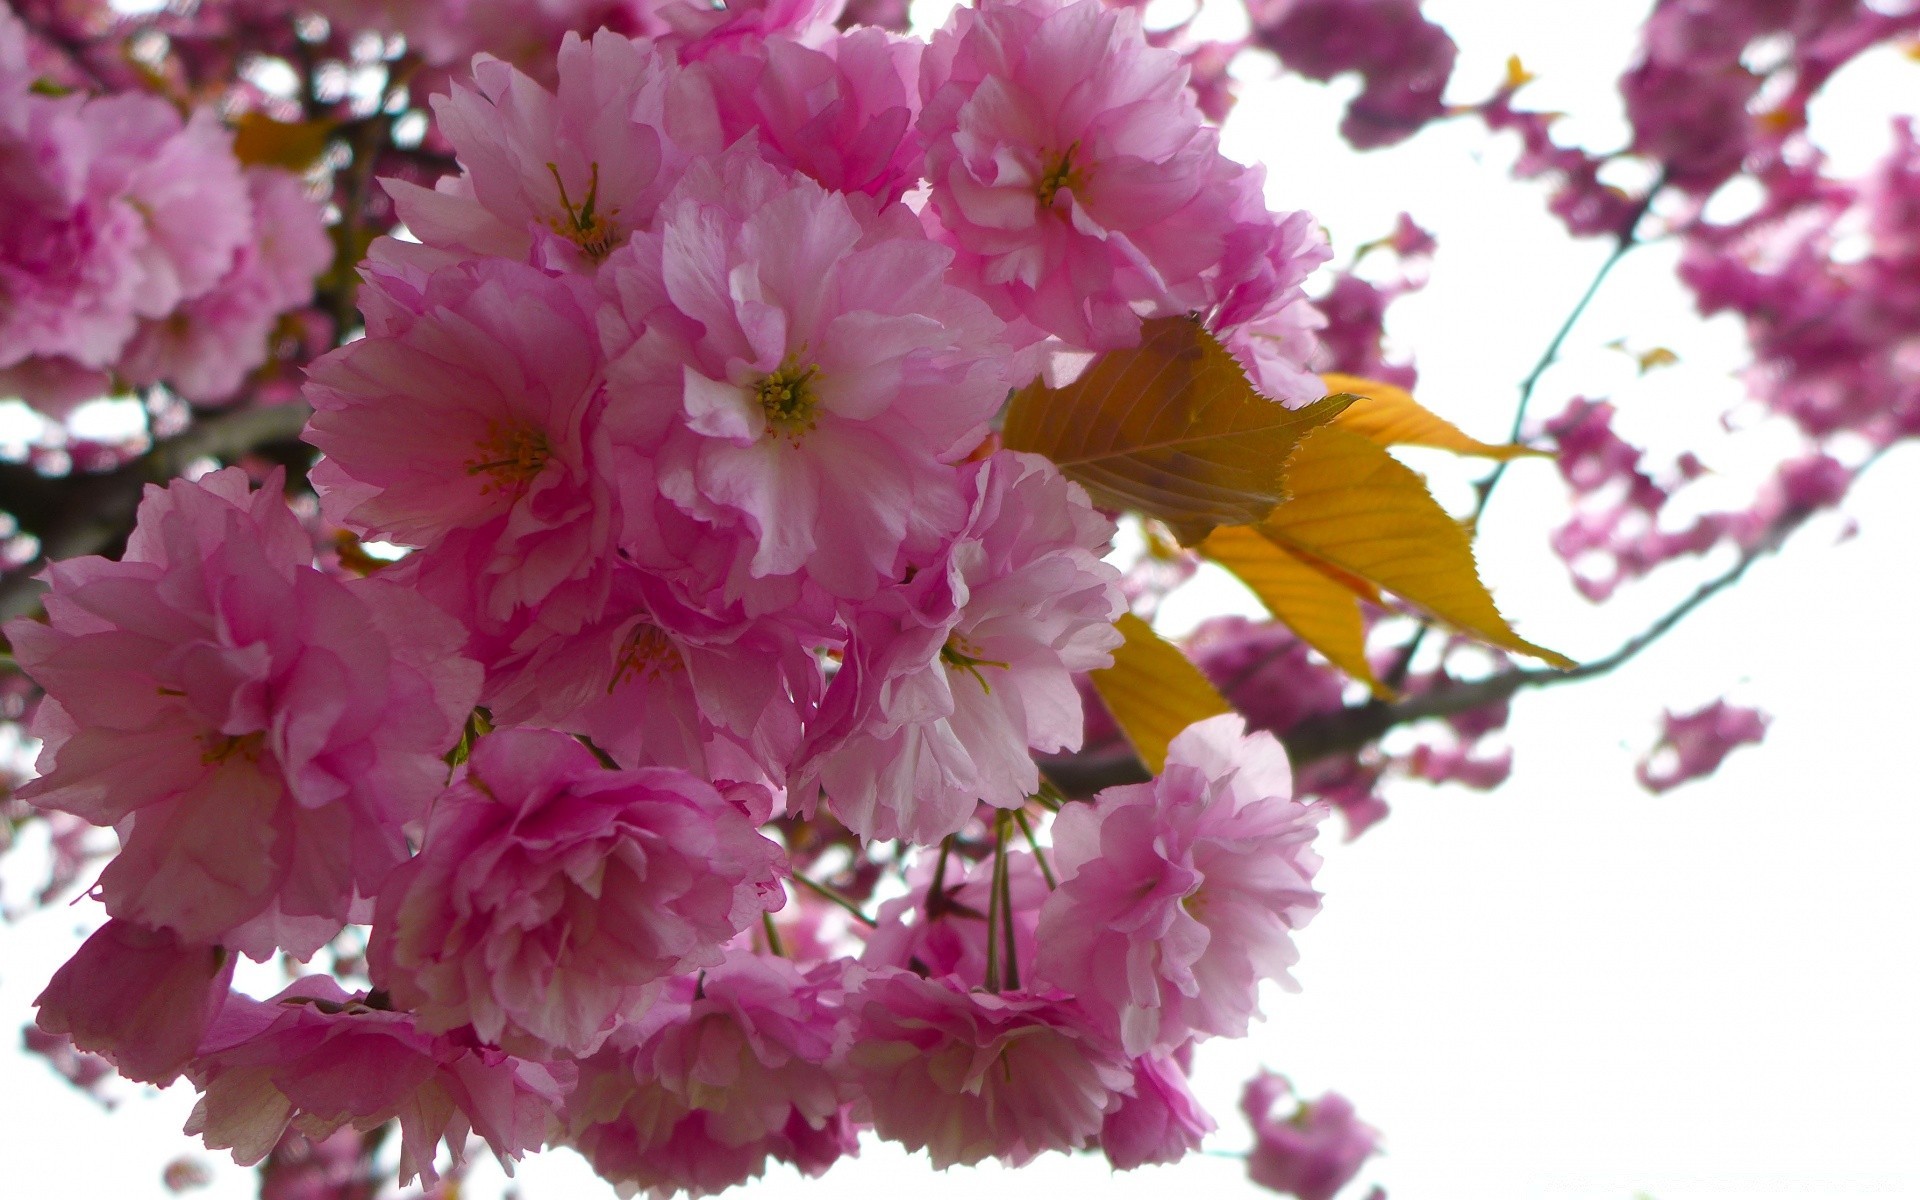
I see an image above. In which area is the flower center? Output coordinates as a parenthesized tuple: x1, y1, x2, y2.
(201, 730, 266, 766)
(546, 161, 621, 261)
(755, 361, 821, 440)
(610, 623, 682, 692)
(940, 634, 1009, 694)
(1035, 142, 1086, 210)
(466, 420, 551, 497)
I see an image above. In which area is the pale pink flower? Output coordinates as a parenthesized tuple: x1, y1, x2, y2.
(370, 729, 787, 1057)
(480, 563, 816, 784)
(34, 919, 235, 1086)
(598, 146, 1010, 603)
(185, 977, 569, 1185)
(919, 0, 1250, 348)
(1242, 1072, 1379, 1200)
(120, 168, 331, 404)
(0, 61, 242, 406)
(845, 969, 1132, 1167)
(795, 452, 1122, 844)
(654, 0, 847, 61)
(4, 468, 480, 960)
(1636, 699, 1769, 793)
(304, 256, 614, 632)
(1210, 207, 1335, 407)
(388, 30, 722, 271)
(1100, 1050, 1215, 1170)
(1035, 713, 1324, 1055)
(567, 955, 856, 1195)
(700, 27, 925, 202)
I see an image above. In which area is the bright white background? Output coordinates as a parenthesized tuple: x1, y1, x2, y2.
(4, 1, 1918, 1197)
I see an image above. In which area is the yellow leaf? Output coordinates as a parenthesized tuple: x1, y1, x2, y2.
(1323, 373, 1540, 460)
(1263, 426, 1576, 668)
(1004, 317, 1352, 544)
(231, 112, 336, 171)
(1090, 612, 1234, 774)
(1504, 54, 1536, 90)
(1200, 525, 1391, 699)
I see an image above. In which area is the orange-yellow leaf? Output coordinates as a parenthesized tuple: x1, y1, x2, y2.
(1323, 373, 1540, 461)
(1263, 426, 1576, 668)
(1004, 318, 1352, 544)
(1200, 525, 1391, 699)
(231, 112, 336, 171)
(1090, 612, 1234, 774)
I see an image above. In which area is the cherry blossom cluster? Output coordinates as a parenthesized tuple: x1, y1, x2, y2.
(8, 2, 1358, 1195)
(0, 6, 330, 413)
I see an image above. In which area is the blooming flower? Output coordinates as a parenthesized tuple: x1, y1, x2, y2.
(387, 30, 722, 272)
(304, 256, 615, 633)
(567, 953, 855, 1194)
(1035, 713, 1324, 1055)
(185, 977, 569, 1185)
(844, 969, 1132, 1167)
(1242, 1071, 1379, 1200)
(796, 451, 1122, 844)
(919, 0, 1251, 349)
(34, 919, 235, 1086)
(5, 468, 479, 960)
(598, 145, 1010, 603)
(370, 729, 787, 1056)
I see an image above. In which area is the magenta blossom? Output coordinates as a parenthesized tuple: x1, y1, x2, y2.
(388, 30, 722, 272)
(185, 977, 569, 1186)
(370, 729, 787, 1057)
(920, 0, 1255, 349)
(598, 145, 1011, 603)
(845, 969, 1132, 1168)
(34, 919, 235, 1086)
(1242, 1071, 1379, 1200)
(1035, 713, 1324, 1055)
(1100, 1049, 1215, 1170)
(4, 469, 480, 960)
(796, 451, 1122, 844)
(304, 256, 615, 634)
(567, 954, 855, 1195)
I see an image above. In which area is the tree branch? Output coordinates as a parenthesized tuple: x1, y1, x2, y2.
(0, 402, 313, 626)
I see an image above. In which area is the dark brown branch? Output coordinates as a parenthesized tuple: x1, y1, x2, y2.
(0, 403, 313, 626)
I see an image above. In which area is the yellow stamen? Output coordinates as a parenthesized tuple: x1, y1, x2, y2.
(466, 420, 552, 497)
(755, 361, 821, 441)
(546, 161, 621, 261)
(610, 623, 682, 692)
(940, 634, 1010, 694)
(1035, 142, 1085, 210)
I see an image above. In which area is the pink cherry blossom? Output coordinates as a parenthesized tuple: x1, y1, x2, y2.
(1100, 1049, 1215, 1170)
(567, 955, 856, 1195)
(598, 146, 1010, 603)
(387, 30, 722, 272)
(1635, 699, 1769, 793)
(34, 918, 235, 1086)
(184, 977, 569, 1185)
(4, 468, 480, 960)
(304, 256, 615, 633)
(796, 451, 1122, 844)
(699, 27, 925, 202)
(1249, 0, 1457, 150)
(846, 969, 1132, 1167)
(120, 167, 332, 404)
(919, 0, 1252, 349)
(1242, 1071, 1379, 1200)
(370, 728, 787, 1057)
(479, 563, 816, 784)
(1035, 713, 1324, 1055)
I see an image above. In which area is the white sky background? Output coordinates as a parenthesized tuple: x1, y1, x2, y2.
(4, 1, 1920, 1198)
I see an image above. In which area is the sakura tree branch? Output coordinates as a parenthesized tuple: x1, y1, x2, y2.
(0, 402, 314, 626)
